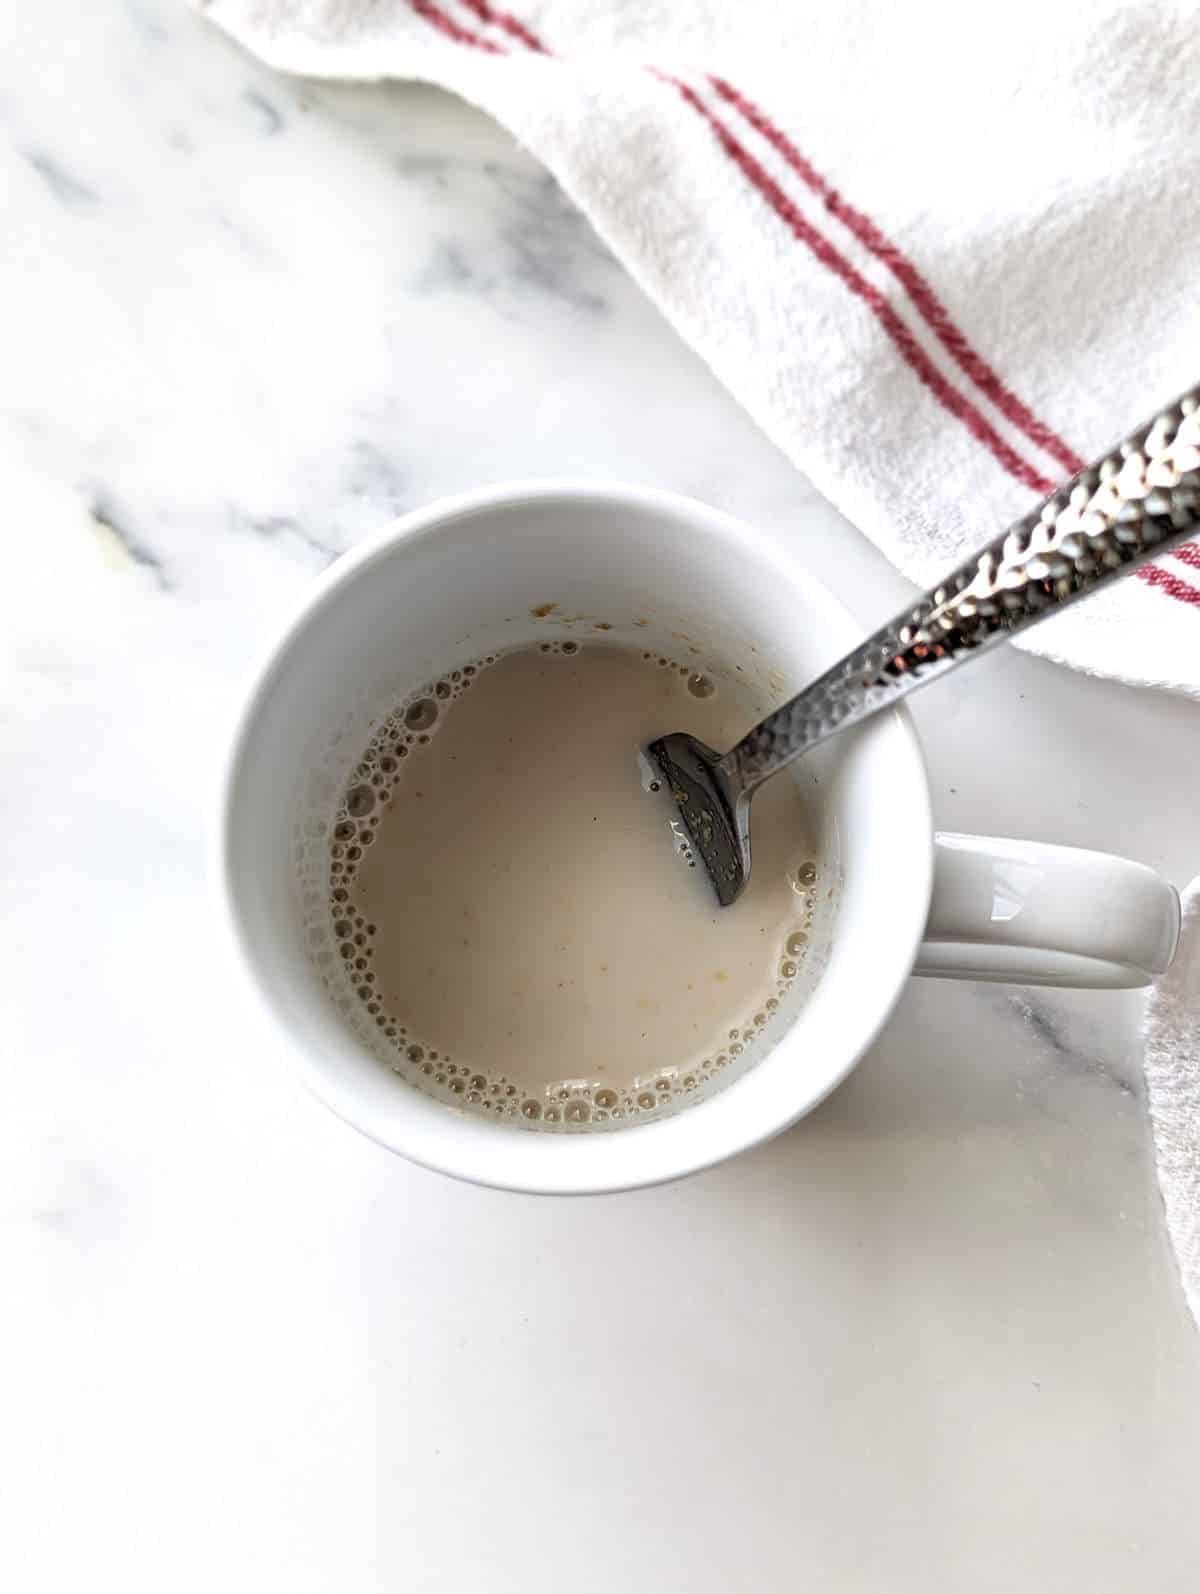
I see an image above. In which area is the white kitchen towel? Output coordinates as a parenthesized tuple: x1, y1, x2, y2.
(1145, 883, 1200, 1330)
(202, 0, 1200, 694)
(203, 0, 1200, 1327)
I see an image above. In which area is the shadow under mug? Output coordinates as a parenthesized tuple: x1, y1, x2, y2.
(216, 482, 1180, 1194)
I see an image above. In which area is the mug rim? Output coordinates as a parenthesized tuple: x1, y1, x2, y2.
(215, 479, 933, 1192)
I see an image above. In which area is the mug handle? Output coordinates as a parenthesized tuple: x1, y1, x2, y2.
(913, 832, 1180, 989)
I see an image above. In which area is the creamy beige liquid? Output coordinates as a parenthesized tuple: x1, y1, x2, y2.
(328, 643, 820, 1129)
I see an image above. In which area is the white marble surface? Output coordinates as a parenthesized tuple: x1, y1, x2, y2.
(3, 3, 1199, 1589)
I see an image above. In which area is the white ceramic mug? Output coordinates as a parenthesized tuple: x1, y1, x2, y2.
(217, 482, 1180, 1194)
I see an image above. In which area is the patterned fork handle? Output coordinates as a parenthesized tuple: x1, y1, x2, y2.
(723, 386, 1200, 791)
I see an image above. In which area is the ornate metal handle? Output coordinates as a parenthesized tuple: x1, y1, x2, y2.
(724, 387, 1200, 791)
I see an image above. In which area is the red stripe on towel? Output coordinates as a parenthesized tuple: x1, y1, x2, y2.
(709, 76, 1085, 478)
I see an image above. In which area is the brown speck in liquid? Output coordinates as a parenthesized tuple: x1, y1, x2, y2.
(531, 603, 558, 618)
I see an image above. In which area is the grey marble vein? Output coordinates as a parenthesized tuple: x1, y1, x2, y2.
(402, 162, 612, 316)
(87, 492, 169, 588)
(244, 86, 285, 136)
(125, 0, 171, 46)
(22, 149, 99, 209)
(242, 509, 340, 566)
(341, 438, 409, 513)
(1005, 992, 1138, 1097)
(490, 165, 612, 313)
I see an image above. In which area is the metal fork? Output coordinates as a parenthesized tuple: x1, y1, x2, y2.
(646, 386, 1200, 905)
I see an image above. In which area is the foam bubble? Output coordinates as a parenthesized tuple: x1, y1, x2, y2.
(321, 641, 825, 1135)
(346, 785, 375, 819)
